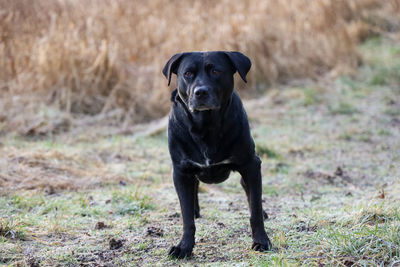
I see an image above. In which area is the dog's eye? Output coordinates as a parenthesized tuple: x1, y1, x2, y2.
(184, 71, 194, 78)
(211, 69, 221, 76)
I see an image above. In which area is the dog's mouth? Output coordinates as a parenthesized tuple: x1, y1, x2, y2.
(188, 97, 220, 112)
(189, 104, 221, 112)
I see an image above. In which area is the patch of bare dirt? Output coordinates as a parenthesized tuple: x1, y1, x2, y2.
(0, 148, 122, 194)
(304, 166, 354, 185)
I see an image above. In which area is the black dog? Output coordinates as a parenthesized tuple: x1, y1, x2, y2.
(162, 51, 271, 258)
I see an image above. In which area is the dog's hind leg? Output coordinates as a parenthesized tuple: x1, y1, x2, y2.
(194, 179, 201, 218)
(238, 156, 272, 251)
(240, 177, 268, 220)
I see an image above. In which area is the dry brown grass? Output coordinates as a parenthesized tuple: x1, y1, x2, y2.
(0, 0, 399, 135)
(0, 147, 113, 193)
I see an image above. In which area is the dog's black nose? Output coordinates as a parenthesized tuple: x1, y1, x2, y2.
(194, 86, 209, 98)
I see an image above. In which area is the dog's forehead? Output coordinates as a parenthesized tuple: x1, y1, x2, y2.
(180, 52, 230, 69)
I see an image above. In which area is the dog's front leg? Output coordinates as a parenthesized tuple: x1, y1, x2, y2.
(239, 156, 272, 251)
(169, 169, 196, 258)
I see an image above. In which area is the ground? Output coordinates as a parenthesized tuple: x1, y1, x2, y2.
(0, 38, 399, 266)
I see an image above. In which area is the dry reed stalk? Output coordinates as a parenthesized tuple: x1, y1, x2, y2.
(0, 0, 398, 135)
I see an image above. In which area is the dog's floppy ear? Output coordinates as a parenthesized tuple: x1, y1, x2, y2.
(224, 51, 251, 83)
(162, 53, 185, 86)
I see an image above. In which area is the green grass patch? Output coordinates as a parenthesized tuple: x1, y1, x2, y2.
(329, 102, 358, 115)
(262, 185, 279, 196)
(361, 37, 400, 87)
(256, 144, 280, 159)
(271, 162, 290, 174)
(320, 225, 400, 265)
(0, 218, 28, 240)
(385, 108, 400, 117)
(302, 87, 321, 106)
(111, 187, 154, 216)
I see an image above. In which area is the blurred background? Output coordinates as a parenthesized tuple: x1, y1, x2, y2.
(0, 0, 399, 135)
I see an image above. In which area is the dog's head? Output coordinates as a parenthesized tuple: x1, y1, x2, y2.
(163, 51, 251, 112)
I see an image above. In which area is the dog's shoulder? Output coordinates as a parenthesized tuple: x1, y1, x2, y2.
(221, 92, 254, 153)
(224, 92, 247, 124)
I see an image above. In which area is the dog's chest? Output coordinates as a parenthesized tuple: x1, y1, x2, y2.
(191, 156, 232, 184)
(190, 133, 230, 167)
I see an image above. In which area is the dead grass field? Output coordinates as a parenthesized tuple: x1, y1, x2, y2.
(1, 0, 400, 135)
(0, 37, 399, 266)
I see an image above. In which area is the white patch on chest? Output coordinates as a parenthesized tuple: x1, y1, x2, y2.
(187, 158, 232, 168)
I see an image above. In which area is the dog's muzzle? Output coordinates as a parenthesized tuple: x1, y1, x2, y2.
(189, 86, 220, 112)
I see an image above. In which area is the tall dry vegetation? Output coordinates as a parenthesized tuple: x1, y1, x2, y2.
(0, 0, 399, 135)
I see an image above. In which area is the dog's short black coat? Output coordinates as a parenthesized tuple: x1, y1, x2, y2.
(163, 51, 271, 258)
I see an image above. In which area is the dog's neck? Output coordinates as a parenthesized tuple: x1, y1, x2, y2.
(176, 93, 231, 137)
(191, 109, 222, 131)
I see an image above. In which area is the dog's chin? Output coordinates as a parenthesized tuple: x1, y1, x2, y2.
(189, 105, 221, 112)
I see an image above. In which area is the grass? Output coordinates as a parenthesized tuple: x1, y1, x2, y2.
(0, 37, 400, 266)
(256, 144, 281, 159)
(328, 102, 359, 115)
(361, 38, 400, 87)
(0, 218, 27, 241)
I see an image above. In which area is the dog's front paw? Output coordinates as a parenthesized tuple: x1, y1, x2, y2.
(251, 237, 272, 252)
(168, 244, 193, 259)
